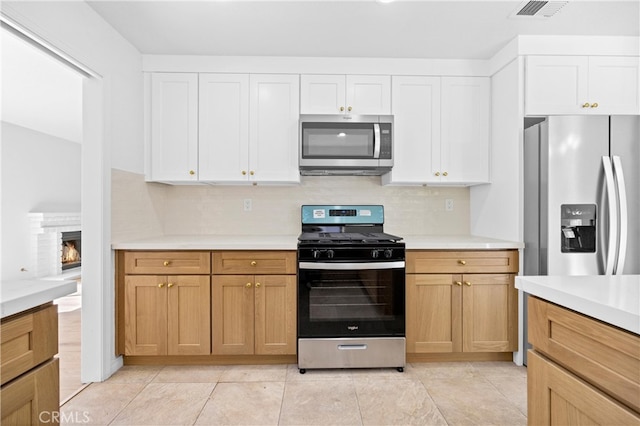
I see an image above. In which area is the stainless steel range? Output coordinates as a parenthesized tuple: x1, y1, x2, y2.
(297, 205, 406, 374)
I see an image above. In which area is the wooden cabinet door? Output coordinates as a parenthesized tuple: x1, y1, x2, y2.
(0, 358, 59, 426)
(406, 274, 462, 353)
(124, 275, 168, 355)
(525, 56, 589, 115)
(346, 75, 391, 115)
(589, 56, 640, 115)
(150, 73, 199, 182)
(198, 73, 250, 182)
(528, 350, 640, 426)
(212, 275, 255, 355)
(249, 74, 300, 183)
(384, 76, 441, 185)
(167, 276, 211, 355)
(254, 275, 296, 355)
(300, 74, 346, 114)
(462, 274, 517, 352)
(440, 77, 490, 184)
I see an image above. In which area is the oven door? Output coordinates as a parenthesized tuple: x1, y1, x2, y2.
(298, 260, 405, 338)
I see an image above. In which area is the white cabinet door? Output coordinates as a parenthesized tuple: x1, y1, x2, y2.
(440, 77, 490, 185)
(589, 56, 640, 115)
(300, 74, 390, 115)
(382, 76, 441, 185)
(198, 74, 250, 182)
(150, 73, 199, 182)
(300, 75, 345, 114)
(346, 75, 391, 115)
(249, 74, 300, 184)
(525, 56, 589, 115)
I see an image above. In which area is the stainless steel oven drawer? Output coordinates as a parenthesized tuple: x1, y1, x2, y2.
(298, 337, 405, 370)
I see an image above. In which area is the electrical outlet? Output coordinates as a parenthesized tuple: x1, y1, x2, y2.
(445, 199, 454, 212)
(243, 199, 252, 212)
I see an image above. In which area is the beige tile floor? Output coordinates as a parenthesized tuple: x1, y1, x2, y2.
(60, 361, 528, 425)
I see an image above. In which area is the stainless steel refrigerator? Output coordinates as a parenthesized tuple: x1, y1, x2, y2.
(522, 115, 639, 363)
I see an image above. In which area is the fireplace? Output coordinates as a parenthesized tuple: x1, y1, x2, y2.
(61, 231, 81, 270)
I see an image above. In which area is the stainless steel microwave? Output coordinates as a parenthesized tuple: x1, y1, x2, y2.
(299, 115, 393, 176)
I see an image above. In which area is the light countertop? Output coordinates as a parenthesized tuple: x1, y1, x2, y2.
(516, 275, 640, 334)
(111, 234, 523, 250)
(1, 279, 77, 319)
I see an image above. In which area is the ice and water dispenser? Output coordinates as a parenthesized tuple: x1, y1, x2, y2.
(560, 204, 596, 253)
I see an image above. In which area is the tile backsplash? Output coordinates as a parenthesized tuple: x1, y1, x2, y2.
(112, 169, 470, 242)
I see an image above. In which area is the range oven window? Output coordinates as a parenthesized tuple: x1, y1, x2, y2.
(298, 267, 405, 338)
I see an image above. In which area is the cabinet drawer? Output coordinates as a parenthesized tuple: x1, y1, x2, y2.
(213, 251, 296, 274)
(528, 296, 640, 413)
(1, 304, 58, 386)
(124, 251, 211, 274)
(406, 250, 518, 274)
(0, 358, 59, 426)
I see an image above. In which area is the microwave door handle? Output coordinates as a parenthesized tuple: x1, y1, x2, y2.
(373, 123, 381, 159)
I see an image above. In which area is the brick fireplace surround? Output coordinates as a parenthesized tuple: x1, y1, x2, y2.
(29, 212, 81, 278)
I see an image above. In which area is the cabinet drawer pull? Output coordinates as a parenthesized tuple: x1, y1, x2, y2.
(246, 282, 252, 288)
(458, 260, 466, 265)
(464, 281, 472, 286)
(163, 261, 170, 266)
(250, 261, 257, 266)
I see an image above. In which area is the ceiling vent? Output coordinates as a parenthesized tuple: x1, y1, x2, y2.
(512, 1, 569, 18)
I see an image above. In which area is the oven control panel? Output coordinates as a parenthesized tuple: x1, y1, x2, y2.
(298, 245, 405, 262)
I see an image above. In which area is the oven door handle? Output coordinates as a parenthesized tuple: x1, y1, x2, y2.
(299, 261, 405, 270)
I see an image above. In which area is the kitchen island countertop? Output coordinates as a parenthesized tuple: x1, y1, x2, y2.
(111, 234, 523, 250)
(1, 279, 77, 318)
(516, 274, 640, 334)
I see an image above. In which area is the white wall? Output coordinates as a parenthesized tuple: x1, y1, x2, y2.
(0, 122, 81, 280)
(470, 58, 522, 242)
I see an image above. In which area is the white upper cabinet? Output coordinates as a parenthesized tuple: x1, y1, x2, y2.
(439, 77, 490, 185)
(149, 73, 199, 182)
(384, 76, 489, 186)
(300, 75, 391, 115)
(198, 74, 250, 182)
(382, 76, 441, 185)
(249, 74, 300, 184)
(525, 56, 640, 115)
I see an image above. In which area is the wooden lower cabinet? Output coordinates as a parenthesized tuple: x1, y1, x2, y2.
(406, 250, 518, 355)
(1, 358, 60, 426)
(124, 275, 211, 355)
(528, 350, 639, 425)
(212, 274, 296, 355)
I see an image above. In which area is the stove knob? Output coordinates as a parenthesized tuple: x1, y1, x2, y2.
(371, 250, 379, 259)
(384, 249, 393, 259)
(326, 249, 335, 259)
(312, 250, 321, 259)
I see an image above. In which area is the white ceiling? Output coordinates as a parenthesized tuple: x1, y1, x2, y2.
(86, 0, 640, 60)
(1, 27, 83, 143)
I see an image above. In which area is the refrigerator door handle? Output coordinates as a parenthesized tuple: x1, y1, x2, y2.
(602, 156, 618, 275)
(612, 156, 627, 275)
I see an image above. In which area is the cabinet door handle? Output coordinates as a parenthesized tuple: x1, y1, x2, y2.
(347, 106, 352, 112)
(582, 102, 590, 108)
(250, 261, 257, 266)
(454, 281, 462, 286)
(443, 172, 448, 177)
(163, 261, 170, 266)
(464, 281, 472, 286)
(250, 171, 255, 176)
(591, 102, 599, 108)
(242, 170, 247, 175)
(189, 170, 195, 176)
(458, 260, 466, 265)
(158, 283, 165, 288)
(255, 282, 261, 288)
(339, 106, 345, 112)
(435, 172, 440, 177)
(246, 282, 252, 288)
(168, 283, 174, 288)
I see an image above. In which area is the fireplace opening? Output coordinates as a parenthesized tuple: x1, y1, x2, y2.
(61, 231, 81, 271)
